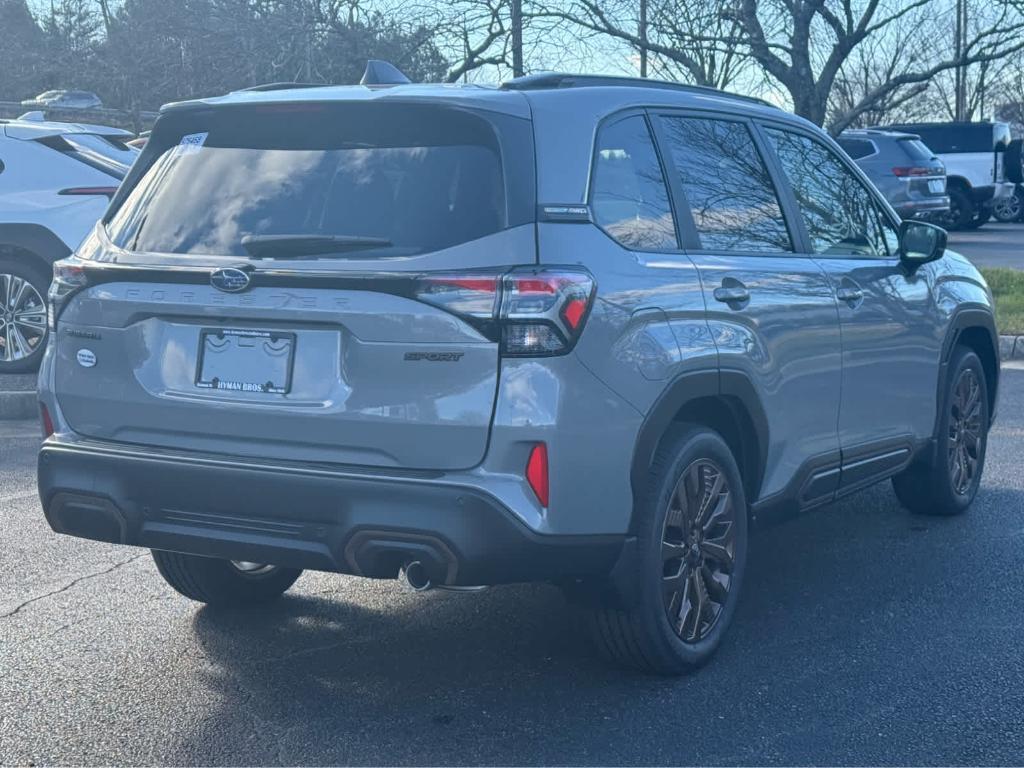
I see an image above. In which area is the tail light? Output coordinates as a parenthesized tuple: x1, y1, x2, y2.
(58, 186, 118, 198)
(48, 260, 89, 331)
(892, 166, 933, 177)
(414, 268, 595, 357)
(526, 443, 549, 507)
(39, 403, 54, 438)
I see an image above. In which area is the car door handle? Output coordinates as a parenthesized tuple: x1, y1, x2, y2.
(836, 286, 863, 303)
(713, 286, 750, 304)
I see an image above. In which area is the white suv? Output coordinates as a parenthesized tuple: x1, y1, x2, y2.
(0, 113, 137, 372)
(881, 121, 1021, 230)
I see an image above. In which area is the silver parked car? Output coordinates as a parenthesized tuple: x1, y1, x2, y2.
(37, 66, 1000, 674)
(20, 90, 103, 110)
(838, 129, 950, 220)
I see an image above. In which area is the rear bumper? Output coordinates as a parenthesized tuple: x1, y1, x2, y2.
(37, 437, 626, 586)
(896, 195, 950, 218)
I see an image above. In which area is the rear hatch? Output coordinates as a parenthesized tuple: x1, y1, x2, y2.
(894, 136, 947, 196)
(53, 97, 538, 470)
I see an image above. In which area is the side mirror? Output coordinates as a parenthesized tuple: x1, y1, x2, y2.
(899, 220, 946, 266)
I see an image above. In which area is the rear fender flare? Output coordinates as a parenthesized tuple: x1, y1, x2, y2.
(629, 368, 769, 522)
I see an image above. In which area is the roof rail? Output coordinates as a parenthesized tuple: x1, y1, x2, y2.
(238, 82, 325, 93)
(500, 73, 777, 109)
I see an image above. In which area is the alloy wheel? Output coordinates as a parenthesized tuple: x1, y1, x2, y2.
(661, 459, 737, 643)
(994, 191, 1023, 222)
(948, 368, 983, 496)
(0, 272, 47, 363)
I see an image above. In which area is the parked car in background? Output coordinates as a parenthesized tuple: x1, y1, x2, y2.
(838, 129, 949, 220)
(879, 121, 1021, 230)
(993, 183, 1023, 222)
(37, 67, 999, 674)
(21, 90, 104, 111)
(0, 113, 137, 372)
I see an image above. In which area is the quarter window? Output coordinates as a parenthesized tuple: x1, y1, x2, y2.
(766, 128, 890, 258)
(658, 116, 792, 253)
(591, 115, 677, 250)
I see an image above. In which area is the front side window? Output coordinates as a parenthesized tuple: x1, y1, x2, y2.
(766, 128, 890, 258)
(590, 115, 677, 251)
(658, 116, 792, 253)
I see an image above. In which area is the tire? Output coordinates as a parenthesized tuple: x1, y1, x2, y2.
(586, 425, 748, 674)
(893, 346, 989, 516)
(937, 187, 975, 231)
(965, 207, 991, 230)
(0, 257, 50, 373)
(993, 187, 1023, 223)
(151, 550, 302, 607)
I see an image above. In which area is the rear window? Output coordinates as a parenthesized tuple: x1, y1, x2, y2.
(898, 138, 936, 161)
(61, 134, 137, 178)
(838, 138, 876, 160)
(106, 103, 533, 258)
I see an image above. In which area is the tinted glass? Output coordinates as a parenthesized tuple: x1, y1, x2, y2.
(107, 104, 522, 257)
(766, 128, 889, 258)
(63, 134, 137, 179)
(839, 138, 876, 160)
(889, 124, 995, 153)
(899, 138, 936, 161)
(659, 117, 792, 252)
(590, 115, 677, 250)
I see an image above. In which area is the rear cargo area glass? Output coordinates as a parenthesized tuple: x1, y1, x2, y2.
(106, 103, 530, 258)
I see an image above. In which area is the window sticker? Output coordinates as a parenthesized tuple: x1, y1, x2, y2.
(174, 132, 208, 157)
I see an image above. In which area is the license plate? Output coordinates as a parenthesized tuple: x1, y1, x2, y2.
(196, 328, 295, 394)
(928, 179, 945, 194)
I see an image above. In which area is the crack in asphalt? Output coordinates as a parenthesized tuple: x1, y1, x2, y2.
(0, 552, 148, 619)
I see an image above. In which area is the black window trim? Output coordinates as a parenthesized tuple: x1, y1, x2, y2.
(753, 117, 903, 262)
(649, 107, 806, 258)
(585, 107, 685, 254)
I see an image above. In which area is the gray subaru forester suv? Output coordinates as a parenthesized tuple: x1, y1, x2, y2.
(37, 68, 1000, 674)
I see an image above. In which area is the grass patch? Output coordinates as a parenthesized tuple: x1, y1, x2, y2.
(980, 268, 1024, 336)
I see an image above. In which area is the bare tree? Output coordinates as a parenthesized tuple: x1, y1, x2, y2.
(532, 0, 752, 88)
(724, 0, 1024, 128)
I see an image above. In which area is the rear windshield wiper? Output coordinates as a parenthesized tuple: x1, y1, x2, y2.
(240, 234, 394, 259)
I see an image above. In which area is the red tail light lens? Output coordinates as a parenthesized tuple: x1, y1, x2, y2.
(500, 269, 595, 356)
(414, 268, 595, 357)
(526, 443, 549, 507)
(40, 403, 54, 437)
(892, 167, 932, 177)
(48, 260, 89, 331)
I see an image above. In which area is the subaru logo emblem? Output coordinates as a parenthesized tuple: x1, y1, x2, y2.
(210, 267, 251, 293)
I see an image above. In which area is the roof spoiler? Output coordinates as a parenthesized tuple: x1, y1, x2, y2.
(360, 60, 411, 86)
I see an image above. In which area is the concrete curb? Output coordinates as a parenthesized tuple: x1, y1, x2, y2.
(0, 374, 37, 421)
(1000, 335, 1024, 361)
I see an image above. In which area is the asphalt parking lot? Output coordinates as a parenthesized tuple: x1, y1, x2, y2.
(2, 225, 1024, 766)
(949, 222, 1024, 269)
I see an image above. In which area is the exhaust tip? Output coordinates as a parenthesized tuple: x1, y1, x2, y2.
(401, 560, 432, 592)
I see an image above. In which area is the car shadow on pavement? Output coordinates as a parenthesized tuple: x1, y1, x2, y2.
(170, 481, 1022, 765)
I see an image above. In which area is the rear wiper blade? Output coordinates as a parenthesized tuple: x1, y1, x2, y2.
(240, 234, 394, 259)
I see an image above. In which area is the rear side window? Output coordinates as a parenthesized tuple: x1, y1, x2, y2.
(659, 116, 792, 253)
(766, 128, 890, 258)
(838, 138, 876, 160)
(107, 103, 532, 257)
(590, 115, 677, 250)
